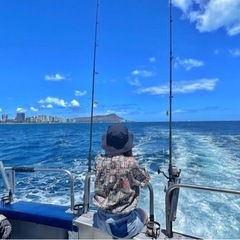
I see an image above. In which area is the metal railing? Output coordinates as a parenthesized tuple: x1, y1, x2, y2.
(165, 183, 240, 238)
(4, 166, 75, 211)
(147, 182, 155, 222)
(83, 171, 94, 213)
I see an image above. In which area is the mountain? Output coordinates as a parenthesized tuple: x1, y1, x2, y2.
(74, 114, 130, 123)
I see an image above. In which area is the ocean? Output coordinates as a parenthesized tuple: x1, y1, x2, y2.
(0, 121, 239, 239)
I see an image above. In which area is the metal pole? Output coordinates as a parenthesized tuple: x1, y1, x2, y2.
(168, 0, 174, 183)
(88, 0, 100, 172)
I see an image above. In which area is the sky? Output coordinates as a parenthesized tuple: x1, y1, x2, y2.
(0, 0, 240, 122)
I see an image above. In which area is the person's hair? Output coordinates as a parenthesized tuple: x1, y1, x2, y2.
(122, 150, 133, 157)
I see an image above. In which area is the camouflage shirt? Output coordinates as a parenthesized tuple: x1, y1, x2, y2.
(93, 154, 150, 214)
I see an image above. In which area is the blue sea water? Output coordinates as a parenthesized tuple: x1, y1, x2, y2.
(0, 121, 239, 239)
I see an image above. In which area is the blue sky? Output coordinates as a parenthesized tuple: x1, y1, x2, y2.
(0, 0, 239, 122)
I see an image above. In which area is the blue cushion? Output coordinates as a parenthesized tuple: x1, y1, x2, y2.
(0, 201, 78, 231)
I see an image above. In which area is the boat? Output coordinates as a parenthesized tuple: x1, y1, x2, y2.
(1, 1, 240, 239)
(1, 158, 240, 239)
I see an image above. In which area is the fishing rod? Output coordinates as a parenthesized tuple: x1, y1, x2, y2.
(78, 0, 100, 214)
(155, 1, 182, 237)
(88, 0, 100, 173)
(166, 1, 181, 236)
(168, 0, 173, 182)
(159, 0, 181, 182)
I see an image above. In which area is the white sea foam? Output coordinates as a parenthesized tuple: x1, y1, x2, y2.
(144, 127, 240, 239)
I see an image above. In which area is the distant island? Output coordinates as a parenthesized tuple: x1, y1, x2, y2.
(74, 114, 131, 123)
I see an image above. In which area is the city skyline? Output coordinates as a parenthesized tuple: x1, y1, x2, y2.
(0, 112, 129, 124)
(1, 112, 71, 123)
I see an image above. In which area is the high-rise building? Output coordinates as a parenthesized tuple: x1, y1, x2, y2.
(37, 115, 48, 122)
(16, 112, 25, 123)
(2, 114, 8, 122)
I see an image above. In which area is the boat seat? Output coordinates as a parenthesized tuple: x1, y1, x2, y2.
(0, 200, 78, 231)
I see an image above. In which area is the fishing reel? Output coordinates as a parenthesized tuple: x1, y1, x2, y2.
(146, 220, 161, 239)
(1, 191, 12, 205)
(159, 165, 181, 224)
(158, 166, 181, 180)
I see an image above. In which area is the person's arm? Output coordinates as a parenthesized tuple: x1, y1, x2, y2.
(130, 158, 150, 187)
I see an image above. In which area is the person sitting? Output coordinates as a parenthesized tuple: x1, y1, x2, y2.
(0, 214, 11, 239)
(93, 123, 150, 238)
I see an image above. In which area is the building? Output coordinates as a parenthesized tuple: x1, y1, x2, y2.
(16, 112, 25, 123)
(37, 115, 48, 122)
(2, 114, 8, 123)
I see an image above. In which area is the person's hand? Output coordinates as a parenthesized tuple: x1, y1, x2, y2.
(0, 215, 6, 222)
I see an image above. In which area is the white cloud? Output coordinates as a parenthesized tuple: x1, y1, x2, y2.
(46, 104, 53, 109)
(131, 70, 154, 78)
(174, 57, 204, 70)
(229, 48, 240, 57)
(174, 78, 218, 93)
(174, 109, 186, 113)
(149, 57, 156, 62)
(128, 78, 141, 86)
(0, 108, 2, 112)
(70, 100, 80, 107)
(45, 73, 66, 81)
(227, 23, 240, 36)
(172, 0, 192, 14)
(173, 0, 240, 36)
(40, 104, 53, 109)
(127, 68, 154, 87)
(16, 107, 27, 113)
(137, 78, 218, 95)
(39, 97, 80, 108)
(39, 97, 67, 107)
(137, 85, 169, 95)
(30, 107, 38, 112)
(75, 90, 87, 97)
